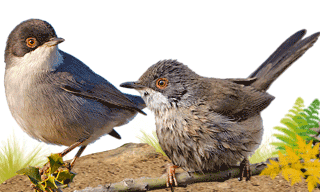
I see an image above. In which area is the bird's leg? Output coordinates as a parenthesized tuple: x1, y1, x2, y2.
(59, 138, 86, 157)
(238, 157, 251, 181)
(165, 163, 179, 188)
(40, 139, 86, 176)
(66, 145, 87, 171)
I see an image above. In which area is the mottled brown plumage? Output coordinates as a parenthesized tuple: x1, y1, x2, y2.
(121, 29, 320, 187)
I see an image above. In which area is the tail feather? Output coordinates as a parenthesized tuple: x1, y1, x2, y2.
(249, 30, 320, 91)
(249, 29, 306, 79)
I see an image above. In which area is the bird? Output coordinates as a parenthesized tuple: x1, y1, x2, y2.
(120, 29, 320, 187)
(4, 19, 146, 170)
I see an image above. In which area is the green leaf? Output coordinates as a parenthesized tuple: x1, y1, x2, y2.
(292, 106, 303, 112)
(303, 109, 313, 116)
(48, 154, 64, 174)
(56, 170, 76, 185)
(281, 118, 298, 127)
(16, 165, 41, 182)
(271, 97, 320, 155)
(305, 129, 318, 135)
(281, 120, 299, 132)
(272, 134, 296, 147)
(273, 127, 297, 139)
(270, 142, 286, 147)
(292, 116, 308, 127)
(308, 116, 320, 122)
(309, 108, 319, 115)
(286, 113, 295, 119)
(45, 175, 58, 190)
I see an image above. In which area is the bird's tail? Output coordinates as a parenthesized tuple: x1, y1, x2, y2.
(249, 29, 320, 91)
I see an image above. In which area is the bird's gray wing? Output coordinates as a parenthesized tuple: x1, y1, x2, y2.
(54, 50, 146, 115)
(225, 77, 257, 86)
(52, 71, 146, 115)
(201, 78, 274, 121)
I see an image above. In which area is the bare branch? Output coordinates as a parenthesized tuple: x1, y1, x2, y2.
(74, 158, 279, 192)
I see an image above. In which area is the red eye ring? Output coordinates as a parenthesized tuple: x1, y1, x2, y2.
(156, 78, 169, 89)
(26, 37, 37, 48)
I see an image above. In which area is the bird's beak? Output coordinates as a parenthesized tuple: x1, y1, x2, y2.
(120, 81, 145, 89)
(45, 37, 65, 47)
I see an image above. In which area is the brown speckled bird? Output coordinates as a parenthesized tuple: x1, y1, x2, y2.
(121, 29, 320, 187)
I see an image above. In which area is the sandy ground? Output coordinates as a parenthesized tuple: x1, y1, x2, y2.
(0, 143, 319, 192)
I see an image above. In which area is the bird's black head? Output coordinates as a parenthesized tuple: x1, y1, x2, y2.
(5, 19, 64, 63)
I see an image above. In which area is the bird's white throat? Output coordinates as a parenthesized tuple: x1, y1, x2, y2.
(9, 45, 63, 74)
(5, 45, 64, 105)
(138, 88, 173, 113)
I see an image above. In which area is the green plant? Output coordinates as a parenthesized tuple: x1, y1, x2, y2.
(137, 130, 166, 156)
(298, 98, 320, 142)
(271, 98, 320, 155)
(17, 154, 76, 192)
(0, 133, 47, 184)
(261, 135, 320, 192)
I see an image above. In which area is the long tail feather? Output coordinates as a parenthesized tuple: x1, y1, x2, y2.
(249, 30, 320, 91)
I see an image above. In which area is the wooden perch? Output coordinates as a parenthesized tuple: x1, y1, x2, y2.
(73, 157, 279, 192)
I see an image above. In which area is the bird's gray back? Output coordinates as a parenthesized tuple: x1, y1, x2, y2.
(5, 50, 141, 146)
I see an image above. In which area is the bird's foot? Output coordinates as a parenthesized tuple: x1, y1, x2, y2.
(164, 163, 179, 188)
(238, 158, 251, 181)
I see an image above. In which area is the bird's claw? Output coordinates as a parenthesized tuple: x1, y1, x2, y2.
(165, 164, 179, 188)
(238, 158, 251, 181)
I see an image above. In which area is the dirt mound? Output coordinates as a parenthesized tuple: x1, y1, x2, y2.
(0, 143, 318, 192)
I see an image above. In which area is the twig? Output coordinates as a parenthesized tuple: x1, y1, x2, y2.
(74, 157, 279, 192)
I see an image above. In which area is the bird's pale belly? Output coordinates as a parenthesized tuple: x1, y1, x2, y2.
(154, 108, 263, 172)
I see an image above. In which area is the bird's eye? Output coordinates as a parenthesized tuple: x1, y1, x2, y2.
(156, 78, 169, 89)
(26, 37, 37, 48)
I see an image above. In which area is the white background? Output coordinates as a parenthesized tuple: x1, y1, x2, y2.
(0, 1, 319, 160)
